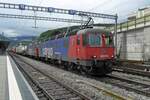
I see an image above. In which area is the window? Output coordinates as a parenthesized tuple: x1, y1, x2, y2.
(77, 36, 80, 45)
(105, 36, 113, 46)
(83, 34, 87, 46)
(89, 34, 101, 46)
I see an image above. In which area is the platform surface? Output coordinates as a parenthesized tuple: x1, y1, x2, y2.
(0, 55, 9, 100)
(0, 54, 38, 100)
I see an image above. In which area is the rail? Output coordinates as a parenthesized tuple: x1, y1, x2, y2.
(113, 66, 150, 77)
(76, 80, 133, 100)
(106, 74, 150, 97)
(10, 53, 91, 100)
(10, 53, 54, 100)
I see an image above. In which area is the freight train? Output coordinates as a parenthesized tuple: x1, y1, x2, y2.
(12, 28, 115, 75)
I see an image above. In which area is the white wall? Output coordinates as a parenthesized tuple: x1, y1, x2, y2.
(117, 27, 150, 61)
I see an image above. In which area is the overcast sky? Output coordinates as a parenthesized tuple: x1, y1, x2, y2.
(0, 0, 150, 37)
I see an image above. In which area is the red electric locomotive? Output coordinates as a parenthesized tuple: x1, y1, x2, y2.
(68, 28, 114, 75)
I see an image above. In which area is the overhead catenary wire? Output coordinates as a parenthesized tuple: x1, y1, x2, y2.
(88, 0, 112, 11)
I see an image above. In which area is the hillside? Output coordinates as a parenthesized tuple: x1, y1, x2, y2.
(38, 23, 113, 41)
(38, 26, 80, 41)
(9, 36, 36, 41)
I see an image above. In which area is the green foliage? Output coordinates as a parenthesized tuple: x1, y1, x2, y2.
(38, 26, 80, 41)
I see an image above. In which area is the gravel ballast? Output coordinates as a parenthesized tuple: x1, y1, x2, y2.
(17, 55, 150, 100)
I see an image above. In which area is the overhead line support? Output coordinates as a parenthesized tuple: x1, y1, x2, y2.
(0, 2, 117, 19)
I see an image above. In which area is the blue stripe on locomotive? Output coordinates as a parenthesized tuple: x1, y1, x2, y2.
(54, 37, 69, 60)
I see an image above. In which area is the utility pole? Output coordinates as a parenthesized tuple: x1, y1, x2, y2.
(114, 14, 118, 58)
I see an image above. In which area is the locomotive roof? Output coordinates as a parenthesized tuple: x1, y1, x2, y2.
(77, 28, 111, 35)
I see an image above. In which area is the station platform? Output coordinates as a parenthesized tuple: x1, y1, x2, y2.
(0, 54, 39, 100)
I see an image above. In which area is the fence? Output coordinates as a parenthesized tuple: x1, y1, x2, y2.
(109, 14, 150, 32)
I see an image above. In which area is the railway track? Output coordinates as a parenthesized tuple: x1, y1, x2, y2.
(99, 74, 150, 97)
(113, 66, 150, 77)
(10, 54, 91, 100)
(10, 53, 134, 100)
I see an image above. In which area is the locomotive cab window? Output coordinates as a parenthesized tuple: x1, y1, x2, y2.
(105, 35, 113, 46)
(77, 36, 80, 45)
(83, 34, 87, 46)
(88, 33, 101, 46)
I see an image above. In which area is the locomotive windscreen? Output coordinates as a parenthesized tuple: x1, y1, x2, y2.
(82, 32, 113, 47)
(82, 33, 101, 47)
(88, 34, 101, 46)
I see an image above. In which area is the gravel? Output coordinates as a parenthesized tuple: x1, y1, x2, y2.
(18, 55, 150, 100)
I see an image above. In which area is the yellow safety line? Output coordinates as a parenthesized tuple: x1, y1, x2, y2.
(76, 80, 133, 100)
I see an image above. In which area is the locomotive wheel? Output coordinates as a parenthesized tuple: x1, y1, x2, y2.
(60, 65, 65, 69)
(67, 63, 74, 71)
(62, 62, 68, 69)
(105, 61, 113, 73)
(84, 66, 93, 73)
(80, 66, 86, 75)
(51, 60, 55, 65)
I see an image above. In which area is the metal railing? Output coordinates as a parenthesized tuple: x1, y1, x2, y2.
(109, 14, 150, 32)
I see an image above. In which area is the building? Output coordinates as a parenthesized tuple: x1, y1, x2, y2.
(128, 6, 150, 20)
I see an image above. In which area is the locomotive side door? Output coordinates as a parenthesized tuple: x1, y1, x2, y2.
(76, 35, 81, 59)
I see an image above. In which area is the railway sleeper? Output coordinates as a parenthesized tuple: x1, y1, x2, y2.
(42, 83, 59, 87)
(48, 91, 74, 97)
(49, 91, 71, 95)
(53, 94, 78, 100)
(45, 87, 67, 92)
(43, 86, 63, 90)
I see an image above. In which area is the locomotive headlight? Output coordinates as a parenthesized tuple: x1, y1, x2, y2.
(111, 55, 114, 58)
(93, 55, 97, 58)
